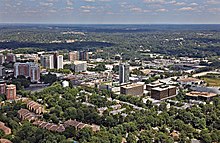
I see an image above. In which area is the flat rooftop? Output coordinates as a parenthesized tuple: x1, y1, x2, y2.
(121, 84, 144, 89)
(73, 60, 87, 64)
(186, 91, 217, 98)
(152, 86, 176, 91)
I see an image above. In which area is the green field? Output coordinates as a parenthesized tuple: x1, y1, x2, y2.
(202, 77, 220, 87)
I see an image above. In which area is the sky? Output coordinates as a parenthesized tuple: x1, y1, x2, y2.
(0, 0, 220, 24)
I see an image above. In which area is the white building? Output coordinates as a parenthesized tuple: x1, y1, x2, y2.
(62, 81, 69, 87)
(119, 63, 130, 84)
(71, 61, 87, 73)
(40, 55, 54, 69)
(57, 55, 63, 69)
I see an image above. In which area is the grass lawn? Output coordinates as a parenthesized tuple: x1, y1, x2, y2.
(202, 77, 220, 87)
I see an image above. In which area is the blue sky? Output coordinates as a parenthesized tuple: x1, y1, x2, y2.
(0, 0, 220, 24)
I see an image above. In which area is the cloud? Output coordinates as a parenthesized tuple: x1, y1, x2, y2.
(178, 7, 195, 11)
(67, 0, 74, 6)
(156, 8, 168, 12)
(143, 0, 165, 3)
(207, 0, 220, 4)
(208, 8, 220, 12)
(40, 2, 54, 7)
(81, 5, 95, 9)
(189, 3, 198, 6)
(82, 9, 91, 13)
(84, 0, 96, 2)
(130, 7, 143, 13)
(174, 2, 186, 6)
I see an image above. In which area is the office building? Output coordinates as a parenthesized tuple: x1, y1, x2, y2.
(6, 53, 16, 63)
(6, 84, 16, 100)
(120, 84, 144, 96)
(57, 55, 63, 69)
(14, 62, 40, 82)
(40, 55, 54, 69)
(146, 82, 164, 91)
(69, 51, 79, 62)
(71, 61, 87, 73)
(119, 63, 129, 84)
(151, 86, 177, 100)
(0, 54, 5, 65)
(79, 51, 89, 61)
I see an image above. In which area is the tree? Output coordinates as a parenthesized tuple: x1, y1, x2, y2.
(0, 130, 4, 137)
(127, 133, 137, 143)
(76, 127, 93, 142)
(40, 72, 57, 85)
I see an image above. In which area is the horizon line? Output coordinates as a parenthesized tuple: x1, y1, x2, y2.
(0, 22, 220, 25)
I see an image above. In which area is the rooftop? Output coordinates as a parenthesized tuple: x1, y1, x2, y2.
(152, 86, 176, 91)
(121, 84, 144, 89)
(186, 91, 217, 98)
(178, 77, 202, 82)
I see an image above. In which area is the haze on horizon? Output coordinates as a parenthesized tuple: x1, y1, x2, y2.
(0, 0, 220, 24)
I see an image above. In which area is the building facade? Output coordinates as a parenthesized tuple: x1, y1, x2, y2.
(14, 62, 40, 82)
(6, 53, 16, 63)
(0, 66, 6, 78)
(119, 63, 129, 84)
(0, 54, 5, 65)
(6, 84, 16, 100)
(0, 81, 6, 95)
(79, 51, 89, 61)
(69, 51, 79, 62)
(151, 86, 177, 100)
(71, 61, 87, 73)
(57, 55, 63, 69)
(120, 84, 144, 96)
(40, 55, 54, 69)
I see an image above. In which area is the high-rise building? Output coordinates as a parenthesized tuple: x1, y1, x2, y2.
(79, 51, 89, 61)
(40, 55, 54, 69)
(69, 51, 79, 62)
(0, 81, 6, 95)
(14, 62, 40, 82)
(0, 66, 5, 78)
(119, 63, 129, 84)
(57, 55, 63, 69)
(29, 63, 41, 83)
(6, 53, 16, 63)
(0, 54, 5, 65)
(6, 84, 16, 100)
(53, 52, 59, 69)
(14, 63, 29, 78)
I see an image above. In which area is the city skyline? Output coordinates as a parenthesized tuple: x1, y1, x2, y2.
(0, 0, 220, 24)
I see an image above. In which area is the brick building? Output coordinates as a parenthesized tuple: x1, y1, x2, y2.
(6, 84, 16, 100)
(151, 86, 177, 100)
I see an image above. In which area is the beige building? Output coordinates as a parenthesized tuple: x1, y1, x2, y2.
(120, 84, 144, 96)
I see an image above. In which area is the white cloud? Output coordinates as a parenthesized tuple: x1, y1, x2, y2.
(81, 5, 95, 9)
(67, 0, 74, 6)
(207, 0, 220, 4)
(178, 7, 195, 11)
(156, 8, 168, 12)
